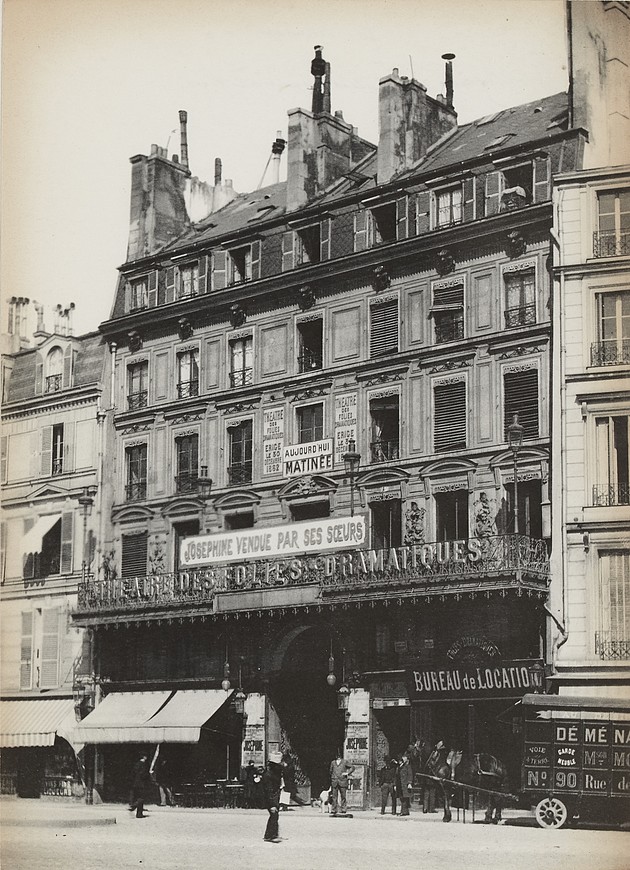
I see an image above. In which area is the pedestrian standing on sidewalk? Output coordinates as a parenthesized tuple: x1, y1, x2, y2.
(397, 752, 413, 816)
(329, 751, 354, 816)
(378, 755, 397, 815)
(128, 753, 151, 819)
(262, 751, 283, 843)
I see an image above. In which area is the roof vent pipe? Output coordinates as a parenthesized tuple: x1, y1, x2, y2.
(215, 158, 222, 186)
(178, 110, 189, 169)
(323, 61, 331, 113)
(442, 53, 455, 109)
(311, 45, 326, 114)
(270, 131, 286, 184)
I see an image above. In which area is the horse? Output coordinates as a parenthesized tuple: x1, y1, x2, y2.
(425, 743, 508, 823)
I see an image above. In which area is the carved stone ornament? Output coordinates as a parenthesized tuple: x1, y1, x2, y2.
(128, 330, 142, 353)
(292, 475, 318, 495)
(474, 491, 497, 538)
(297, 285, 315, 311)
(404, 501, 426, 546)
(178, 316, 193, 340)
(435, 248, 455, 277)
(148, 534, 167, 576)
(505, 230, 527, 259)
(229, 303, 246, 329)
(371, 264, 391, 293)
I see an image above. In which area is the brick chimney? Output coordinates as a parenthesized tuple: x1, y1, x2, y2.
(377, 67, 457, 184)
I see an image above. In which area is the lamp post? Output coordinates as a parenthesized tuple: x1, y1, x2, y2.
(342, 439, 361, 517)
(196, 465, 213, 499)
(507, 414, 524, 535)
(77, 486, 97, 582)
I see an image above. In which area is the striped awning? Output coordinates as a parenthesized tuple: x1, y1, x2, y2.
(0, 698, 76, 747)
(21, 514, 61, 556)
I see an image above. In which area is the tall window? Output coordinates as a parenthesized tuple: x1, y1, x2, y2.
(505, 480, 542, 537)
(371, 500, 402, 550)
(228, 246, 252, 285)
(23, 518, 63, 580)
(45, 347, 63, 393)
(596, 551, 630, 659)
(370, 298, 399, 357)
(19, 609, 60, 691)
(125, 444, 147, 501)
(435, 491, 468, 540)
(435, 186, 462, 228)
(595, 189, 630, 257)
(370, 396, 399, 462)
(434, 381, 466, 452)
(504, 369, 539, 439)
(370, 203, 397, 244)
(297, 319, 323, 372)
(175, 434, 198, 494)
(592, 291, 630, 366)
(127, 361, 148, 410)
(52, 424, 64, 476)
(230, 337, 253, 387)
(594, 415, 629, 506)
(504, 270, 536, 327)
(228, 421, 253, 485)
(177, 349, 199, 398)
(128, 277, 148, 311)
(296, 225, 321, 265)
(297, 404, 323, 443)
(178, 263, 199, 299)
(432, 283, 464, 343)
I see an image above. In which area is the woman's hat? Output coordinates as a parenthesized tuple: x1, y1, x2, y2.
(269, 751, 283, 764)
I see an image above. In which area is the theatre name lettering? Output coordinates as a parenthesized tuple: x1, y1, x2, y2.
(408, 660, 545, 700)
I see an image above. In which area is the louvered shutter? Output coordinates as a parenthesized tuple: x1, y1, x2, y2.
(35, 354, 43, 394)
(1, 435, 7, 483)
(165, 266, 176, 302)
(60, 511, 73, 574)
(281, 231, 295, 272)
(20, 611, 33, 690)
(533, 155, 550, 203)
(463, 177, 475, 222)
(415, 191, 430, 235)
(485, 171, 502, 216)
(124, 281, 132, 313)
(433, 284, 464, 306)
(434, 381, 467, 451)
(121, 531, 148, 578)
(320, 218, 331, 260)
(157, 268, 166, 305)
(211, 251, 227, 290)
(40, 426, 52, 476)
(148, 270, 158, 307)
(504, 369, 539, 438)
(197, 256, 208, 294)
(354, 210, 368, 252)
(63, 422, 73, 473)
(40, 608, 60, 689)
(62, 345, 73, 388)
(251, 240, 261, 280)
(396, 197, 408, 240)
(22, 518, 35, 579)
(0, 519, 6, 583)
(370, 299, 399, 357)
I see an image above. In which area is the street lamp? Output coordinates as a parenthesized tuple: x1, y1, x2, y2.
(77, 486, 97, 582)
(507, 414, 524, 535)
(326, 637, 336, 687)
(196, 465, 213, 499)
(342, 439, 361, 517)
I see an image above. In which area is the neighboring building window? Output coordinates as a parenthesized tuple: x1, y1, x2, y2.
(371, 500, 402, 549)
(228, 421, 253, 485)
(177, 349, 199, 398)
(225, 512, 255, 530)
(18, 609, 61, 691)
(121, 531, 148, 578)
(505, 479, 542, 537)
(435, 491, 468, 540)
(434, 186, 462, 228)
(45, 347, 63, 393)
(125, 444, 147, 501)
(504, 369, 539, 439)
(229, 336, 253, 387)
(432, 283, 464, 343)
(296, 225, 321, 265)
(23, 514, 72, 579)
(434, 381, 466, 452)
(596, 551, 630, 659)
(20, 611, 34, 690)
(370, 298, 399, 357)
(370, 396, 399, 463)
(297, 403, 323, 443)
(178, 263, 200, 299)
(594, 189, 630, 257)
(297, 319, 323, 372)
(127, 361, 148, 410)
(52, 424, 64, 475)
(175, 434, 198, 494)
(594, 415, 629, 507)
(504, 270, 536, 327)
(290, 502, 330, 522)
(591, 290, 630, 366)
(128, 277, 148, 312)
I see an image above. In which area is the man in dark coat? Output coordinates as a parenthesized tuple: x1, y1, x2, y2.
(262, 751, 283, 842)
(397, 751, 413, 816)
(378, 755, 398, 815)
(329, 751, 354, 816)
(128, 753, 151, 818)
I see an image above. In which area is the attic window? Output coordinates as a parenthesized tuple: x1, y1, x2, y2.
(248, 206, 275, 222)
(476, 110, 503, 127)
(296, 224, 321, 265)
(370, 203, 397, 245)
(484, 134, 515, 151)
(500, 163, 533, 210)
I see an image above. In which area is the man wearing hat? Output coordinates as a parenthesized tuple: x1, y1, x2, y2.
(262, 751, 283, 842)
(329, 750, 354, 816)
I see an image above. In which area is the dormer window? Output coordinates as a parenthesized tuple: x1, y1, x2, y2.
(178, 263, 199, 299)
(486, 163, 534, 215)
(228, 246, 252, 285)
(127, 277, 148, 312)
(211, 242, 261, 290)
(296, 225, 321, 265)
(434, 186, 463, 229)
(369, 203, 397, 244)
(45, 347, 63, 393)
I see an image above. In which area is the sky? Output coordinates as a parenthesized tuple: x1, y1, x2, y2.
(1, 0, 568, 337)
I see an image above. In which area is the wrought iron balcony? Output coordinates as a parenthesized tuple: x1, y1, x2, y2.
(125, 481, 147, 501)
(592, 483, 630, 506)
(228, 461, 252, 485)
(593, 230, 630, 258)
(127, 390, 148, 410)
(177, 379, 199, 399)
(595, 632, 630, 661)
(370, 439, 399, 463)
(175, 473, 198, 494)
(434, 316, 464, 344)
(504, 304, 536, 328)
(590, 339, 630, 366)
(298, 350, 323, 373)
(45, 374, 63, 393)
(229, 368, 253, 388)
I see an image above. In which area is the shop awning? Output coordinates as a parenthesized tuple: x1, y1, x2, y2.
(143, 690, 233, 743)
(72, 691, 172, 744)
(0, 698, 76, 747)
(21, 514, 61, 555)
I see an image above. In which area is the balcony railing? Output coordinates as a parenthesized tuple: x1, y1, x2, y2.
(504, 304, 536, 328)
(127, 390, 148, 410)
(229, 368, 253, 388)
(125, 480, 147, 501)
(434, 317, 464, 344)
(228, 461, 252, 485)
(593, 230, 630, 258)
(177, 379, 199, 399)
(298, 350, 323, 373)
(175, 473, 198, 494)
(45, 374, 63, 393)
(592, 483, 630, 506)
(370, 439, 399, 463)
(590, 339, 630, 366)
(52, 457, 64, 476)
(595, 632, 630, 660)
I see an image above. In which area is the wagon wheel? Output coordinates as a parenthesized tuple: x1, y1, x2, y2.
(535, 797, 569, 829)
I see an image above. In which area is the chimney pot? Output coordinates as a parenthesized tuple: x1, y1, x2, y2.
(215, 158, 222, 186)
(178, 109, 189, 169)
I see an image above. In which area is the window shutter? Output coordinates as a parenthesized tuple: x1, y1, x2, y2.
(62, 345, 73, 388)
(370, 299, 399, 357)
(415, 191, 430, 235)
(61, 422, 72, 473)
(60, 511, 73, 574)
(320, 218, 331, 261)
(40, 608, 60, 689)
(281, 231, 295, 272)
(463, 177, 475, 222)
(434, 381, 467, 451)
(157, 268, 166, 305)
(121, 531, 148, 578)
(35, 354, 43, 394)
(504, 369, 539, 438)
(396, 197, 408, 240)
(197, 256, 208, 294)
(211, 251, 227, 290)
(0, 519, 6, 583)
(148, 270, 158, 307)
(22, 518, 35, 579)
(124, 281, 132, 312)
(433, 284, 464, 306)
(40, 426, 52, 476)
(354, 210, 368, 252)
(165, 267, 176, 302)
(0, 435, 7, 483)
(533, 155, 550, 203)
(485, 171, 502, 216)
(250, 240, 261, 280)
(20, 611, 34, 690)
